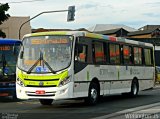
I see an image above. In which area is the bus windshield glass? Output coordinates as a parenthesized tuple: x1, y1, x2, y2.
(17, 35, 73, 73)
(0, 44, 20, 75)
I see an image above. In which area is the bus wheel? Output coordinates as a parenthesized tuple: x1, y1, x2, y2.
(130, 80, 139, 97)
(86, 82, 99, 105)
(39, 99, 53, 105)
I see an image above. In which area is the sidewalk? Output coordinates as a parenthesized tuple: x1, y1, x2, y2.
(92, 102, 160, 119)
(92, 84, 160, 119)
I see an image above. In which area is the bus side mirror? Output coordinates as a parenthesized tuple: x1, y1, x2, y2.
(20, 51, 24, 59)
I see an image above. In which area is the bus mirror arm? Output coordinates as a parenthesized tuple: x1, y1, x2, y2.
(13, 44, 15, 55)
(13, 46, 17, 55)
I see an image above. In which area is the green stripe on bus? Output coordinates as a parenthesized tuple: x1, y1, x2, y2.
(29, 31, 68, 37)
(86, 33, 103, 39)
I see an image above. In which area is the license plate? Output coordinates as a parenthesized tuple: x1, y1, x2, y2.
(35, 90, 45, 95)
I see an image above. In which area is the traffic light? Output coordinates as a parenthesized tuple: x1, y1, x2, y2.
(67, 6, 75, 22)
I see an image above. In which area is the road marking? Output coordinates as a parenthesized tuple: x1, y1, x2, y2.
(91, 102, 160, 119)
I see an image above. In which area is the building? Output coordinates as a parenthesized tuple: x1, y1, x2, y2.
(128, 28, 160, 38)
(87, 24, 137, 32)
(139, 25, 160, 31)
(94, 28, 129, 37)
(128, 25, 160, 66)
(0, 16, 31, 39)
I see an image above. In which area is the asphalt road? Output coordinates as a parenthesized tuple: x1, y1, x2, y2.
(0, 86, 160, 119)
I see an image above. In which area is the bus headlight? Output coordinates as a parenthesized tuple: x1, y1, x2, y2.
(17, 78, 25, 87)
(59, 76, 71, 87)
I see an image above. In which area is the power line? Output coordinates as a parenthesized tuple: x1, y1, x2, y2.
(2, 0, 46, 4)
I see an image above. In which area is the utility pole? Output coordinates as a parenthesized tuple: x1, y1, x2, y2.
(19, 6, 75, 39)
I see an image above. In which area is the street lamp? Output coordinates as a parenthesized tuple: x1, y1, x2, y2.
(19, 6, 75, 39)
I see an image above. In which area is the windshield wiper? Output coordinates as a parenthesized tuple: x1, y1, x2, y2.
(40, 51, 56, 74)
(43, 59, 56, 74)
(27, 51, 56, 74)
(26, 57, 41, 74)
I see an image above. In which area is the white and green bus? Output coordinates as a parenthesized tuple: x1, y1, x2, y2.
(16, 31, 155, 105)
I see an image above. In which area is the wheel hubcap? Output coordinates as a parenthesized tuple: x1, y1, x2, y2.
(91, 88, 97, 101)
(133, 84, 137, 95)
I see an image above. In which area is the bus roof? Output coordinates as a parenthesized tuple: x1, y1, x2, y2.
(0, 38, 21, 45)
(24, 31, 153, 47)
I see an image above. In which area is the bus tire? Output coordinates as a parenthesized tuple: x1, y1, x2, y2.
(39, 99, 53, 105)
(130, 80, 139, 97)
(86, 82, 99, 105)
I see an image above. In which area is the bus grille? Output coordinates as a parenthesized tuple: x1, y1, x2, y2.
(24, 78, 59, 87)
(26, 85, 56, 87)
(24, 79, 59, 81)
(26, 91, 56, 97)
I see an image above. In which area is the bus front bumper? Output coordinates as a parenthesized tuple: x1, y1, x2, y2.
(16, 82, 74, 100)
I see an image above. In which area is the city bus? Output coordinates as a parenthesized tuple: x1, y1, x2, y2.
(0, 38, 21, 99)
(16, 31, 154, 105)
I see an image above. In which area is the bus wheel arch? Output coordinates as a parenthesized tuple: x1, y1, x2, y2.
(130, 78, 139, 97)
(85, 78, 100, 105)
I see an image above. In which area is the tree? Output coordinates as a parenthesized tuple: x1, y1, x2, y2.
(0, 3, 10, 38)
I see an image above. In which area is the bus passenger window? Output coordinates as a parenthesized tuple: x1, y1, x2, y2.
(134, 47, 142, 65)
(123, 46, 133, 64)
(93, 42, 105, 63)
(109, 44, 120, 64)
(144, 48, 152, 65)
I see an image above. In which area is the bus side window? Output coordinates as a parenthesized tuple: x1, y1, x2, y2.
(144, 48, 152, 66)
(123, 45, 133, 65)
(109, 43, 120, 64)
(134, 47, 142, 65)
(75, 44, 87, 63)
(93, 42, 106, 63)
(129, 47, 133, 64)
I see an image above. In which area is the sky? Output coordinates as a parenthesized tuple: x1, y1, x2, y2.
(1, 0, 160, 30)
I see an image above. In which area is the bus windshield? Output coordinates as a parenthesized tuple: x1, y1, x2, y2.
(0, 44, 20, 75)
(17, 35, 73, 73)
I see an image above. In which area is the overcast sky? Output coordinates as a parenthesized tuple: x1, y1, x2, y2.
(1, 0, 160, 30)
